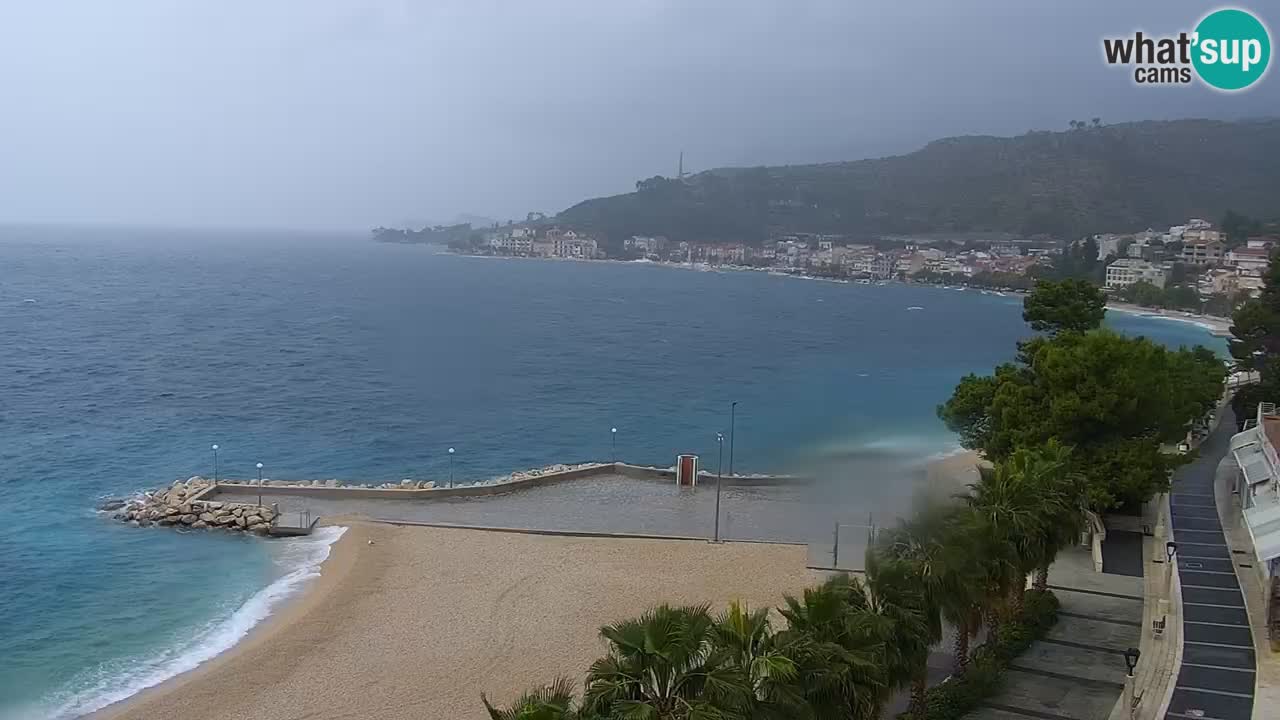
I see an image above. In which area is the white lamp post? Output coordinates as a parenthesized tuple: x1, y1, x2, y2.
(256, 462, 264, 507)
(714, 432, 724, 542)
(611, 427, 617, 464)
(212, 444, 219, 484)
(448, 447, 455, 488)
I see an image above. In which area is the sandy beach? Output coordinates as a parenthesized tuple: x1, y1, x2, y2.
(94, 522, 818, 720)
(1105, 301, 1233, 335)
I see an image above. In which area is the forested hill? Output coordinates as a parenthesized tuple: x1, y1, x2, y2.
(557, 119, 1280, 243)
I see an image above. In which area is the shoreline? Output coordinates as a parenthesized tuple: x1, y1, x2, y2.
(436, 251, 1235, 339)
(88, 522, 819, 720)
(1104, 301, 1233, 335)
(85, 521, 361, 720)
(84, 450, 987, 719)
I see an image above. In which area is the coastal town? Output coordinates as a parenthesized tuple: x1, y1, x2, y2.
(378, 214, 1279, 314)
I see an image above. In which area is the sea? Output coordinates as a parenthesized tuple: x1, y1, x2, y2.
(0, 226, 1228, 719)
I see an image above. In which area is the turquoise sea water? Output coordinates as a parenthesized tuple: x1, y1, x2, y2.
(0, 227, 1226, 718)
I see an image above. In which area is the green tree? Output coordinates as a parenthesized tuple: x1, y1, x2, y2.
(483, 678, 582, 720)
(583, 604, 753, 720)
(1021, 279, 1106, 334)
(878, 504, 987, 678)
(862, 555, 934, 718)
(777, 575, 889, 720)
(713, 602, 804, 719)
(939, 330, 1225, 509)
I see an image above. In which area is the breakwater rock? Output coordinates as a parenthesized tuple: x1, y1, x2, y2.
(106, 476, 276, 534)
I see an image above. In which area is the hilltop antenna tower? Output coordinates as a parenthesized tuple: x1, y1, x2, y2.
(678, 151, 685, 180)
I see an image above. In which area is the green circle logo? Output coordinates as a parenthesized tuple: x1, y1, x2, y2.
(1192, 9, 1271, 91)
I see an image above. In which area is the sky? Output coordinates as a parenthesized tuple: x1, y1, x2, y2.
(0, 1, 1276, 231)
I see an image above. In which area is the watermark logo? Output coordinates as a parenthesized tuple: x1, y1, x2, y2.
(1103, 8, 1271, 91)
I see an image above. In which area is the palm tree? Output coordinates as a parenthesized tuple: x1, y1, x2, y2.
(1017, 441, 1087, 591)
(878, 503, 986, 680)
(482, 678, 580, 720)
(863, 552, 934, 719)
(713, 601, 804, 719)
(777, 575, 888, 720)
(583, 604, 753, 720)
(961, 453, 1045, 637)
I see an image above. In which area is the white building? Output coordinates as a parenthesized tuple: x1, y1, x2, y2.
(1229, 402, 1280, 582)
(1227, 246, 1272, 275)
(1105, 259, 1170, 289)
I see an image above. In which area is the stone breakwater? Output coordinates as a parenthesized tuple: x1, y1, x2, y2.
(103, 476, 277, 534)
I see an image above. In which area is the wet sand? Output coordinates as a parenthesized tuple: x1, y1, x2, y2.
(94, 522, 817, 720)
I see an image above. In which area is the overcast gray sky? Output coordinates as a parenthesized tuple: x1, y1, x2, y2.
(0, 1, 1275, 231)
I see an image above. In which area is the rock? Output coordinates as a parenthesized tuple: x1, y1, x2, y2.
(245, 515, 262, 526)
(198, 512, 216, 523)
(179, 503, 192, 514)
(99, 499, 126, 512)
(178, 514, 196, 524)
(128, 520, 140, 527)
(206, 502, 223, 510)
(216, 514, 237, 525)
(164, 506, 179, 516)
(235, 515, 247, 527)
(138, 518, 152, 527)
(248, 523, 268, 535)
(191, 520, 208, 529)
(401, 478, 414, 487)
(158, 517, 175, 526)
(424, 481, 436, 489)
(233, 507, 244, 518)
(325, 479, 339, 487)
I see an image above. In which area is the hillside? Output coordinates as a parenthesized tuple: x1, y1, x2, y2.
(556, 119, 1280, 242)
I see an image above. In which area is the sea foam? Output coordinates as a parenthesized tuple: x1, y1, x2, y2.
(35, 526, 346, 720)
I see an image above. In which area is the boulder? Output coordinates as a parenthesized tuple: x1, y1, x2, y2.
(235, 515, 248, 528)
(164, 506, 179, 516)
(99, 499, 126, 512)
(180, 514, 197, 525)
(216, 515, 237, 525)
(179, 503, 192, 514)
(245, 515, 263, 526)
(138, 518, 152, 527)
(198, 512, 216, 523)
(233, 508, 244, 518)
(248, 523, 268, 535)
(158, 517, 175, 526)
(191, 520, 208, 529)
(128, 520, 140, 527)
(206, 502, 223, 510)
(325, 479, 339, 487)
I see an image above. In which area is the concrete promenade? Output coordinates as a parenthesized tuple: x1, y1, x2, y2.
(969, 547, 1144, 720)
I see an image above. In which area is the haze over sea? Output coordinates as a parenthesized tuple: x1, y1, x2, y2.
(0, 227, 1226, 719)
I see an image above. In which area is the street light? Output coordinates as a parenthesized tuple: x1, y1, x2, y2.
(448, 447, 455, 488)
(1165, 541, 1177, 560)
(611, 427, 618, 464)
(1123, 647, 1140, 675)
(714, 432, 724, 543)
(1166, 540, 1178, 598)
(211, 444, 219, 485)
(729, 402, 738, 477)
(256, 462, 264, 507)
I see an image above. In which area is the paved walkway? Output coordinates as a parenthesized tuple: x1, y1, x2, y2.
(1166, 409, 1257, 720)
(970, 548, 1144, 720)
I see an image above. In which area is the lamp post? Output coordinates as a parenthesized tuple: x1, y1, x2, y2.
(611, 427, 617, 464)
(1122, 647, 1141, 718)
(729, 401, 738, 477)
(256, 462, 264, 507)
(211, 444, 219, 485)
(1166, 541, 1178, 598)
(448, 447, 455, 488)
(714, 432, 724, 542)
